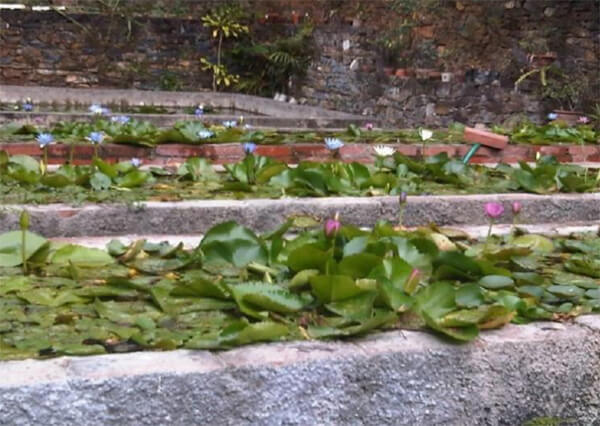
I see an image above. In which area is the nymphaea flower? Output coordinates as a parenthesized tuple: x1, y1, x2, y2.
(578, 116, 590, 124)
(324, 216, 341, 238)
(36, 133, 54, 148)
(111, 115, 131, 124)
(87, 131, 105, 144)
(243, 142, 256, 155)
(373, 145, 396, 157)
(418, 128, 433, 141)
(130, 158, 142, 167)
(195, 105, 204, 117)
(484, 202, 504, 219)
(547, 112, 558, 120)
(511, 201, 522, 215)
(89, 104, 110, 115)
(22, 99, 33, 112)
(223, 120, 237, 128)
(197, 130, 214, 139)
(324, 137, 344, 150)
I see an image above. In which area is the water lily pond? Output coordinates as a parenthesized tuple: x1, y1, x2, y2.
(0, 119, 597, 146)
(1, 218, 599, 360)
(0, 150, 598, 205)
(0, 102, 247, 116)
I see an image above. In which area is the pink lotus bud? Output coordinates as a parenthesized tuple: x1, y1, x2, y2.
(511, 201, 522, 215)
(484, 202, 504, 219)
(324, 218, 341, 238)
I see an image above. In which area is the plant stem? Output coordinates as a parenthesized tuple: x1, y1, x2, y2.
(398, 205, 405, 227)
(21, 227, 27, 275)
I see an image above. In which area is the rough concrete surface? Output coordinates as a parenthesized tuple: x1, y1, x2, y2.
(0, 193, 598, 237)
(1, 321, 600, 425)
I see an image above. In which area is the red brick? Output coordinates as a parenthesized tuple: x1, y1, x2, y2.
(568, 145, 600, 162)
(99, 143, 151, 158)
(586, 154, 600, 162)
(254, 145, 293, 161)
(463, 127, 509, 150)
(292, 144, 331, 162)
(0, 143, 41, 156)
(536, 146, 572, 162)
(394, 145, 420, 157)
(155, 144, 207, 157)
(423, 145, 457, 157)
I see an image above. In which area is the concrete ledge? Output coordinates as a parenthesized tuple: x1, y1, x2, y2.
(0, 85, 365, 120)
(0, 193, 598, 237)
(0, 111, 374, 129)
(1, 321, 599, 425)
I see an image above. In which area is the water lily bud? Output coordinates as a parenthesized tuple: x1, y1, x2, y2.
(399, 191, 407, 205)
(484, 202, 504, 219)
(324, 218, 341, 238)
(511, 201, 522, 215)
(19, 210, 29, 230)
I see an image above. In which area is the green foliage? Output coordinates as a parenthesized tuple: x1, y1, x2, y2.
(230, 24, 315, 96)
(2, 216, 599, 360)
(201, 4, 249, 91)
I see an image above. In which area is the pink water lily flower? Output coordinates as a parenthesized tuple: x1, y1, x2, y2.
(578, 116, 590, 124)
(324, 217, 341, 238)
(511, 201, 522, 215)
(484, 202, 504, 219)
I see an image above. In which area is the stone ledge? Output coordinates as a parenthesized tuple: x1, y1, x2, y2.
(0, 193, 598, 237)
(1, 321, 599, 425)
(1, 142, 599, 164)
(0, 85, 365, 120)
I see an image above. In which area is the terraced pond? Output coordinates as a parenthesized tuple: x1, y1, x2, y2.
(1, 214, 599, 360)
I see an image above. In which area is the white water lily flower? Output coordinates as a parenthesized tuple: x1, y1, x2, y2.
(418, 128, 433, 141)
(373, 145, 396, 157)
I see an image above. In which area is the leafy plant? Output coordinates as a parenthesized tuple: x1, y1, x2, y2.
(201, 4, 249, 91)
(1, 215, 599, 360)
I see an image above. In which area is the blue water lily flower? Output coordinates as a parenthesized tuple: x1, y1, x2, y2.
(111, 115, 131, 124)
(87, 131, 105, 144)
(243, 142, 256, 155)
(89, 104, 110, 115)
(195, 106, 204, 117)
(223, 120, 237, 128)
(22, 102, 33, 112)
(324, 137, 344, 150)
(130, 158, 142, 167)
(198, 129, 214, 139)
(36, 133, 54, 148)
(547, 112, 558, 120)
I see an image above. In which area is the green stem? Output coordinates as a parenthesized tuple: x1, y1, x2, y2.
(486, 219, 494, 249)
(69, 143, 74, 164)
(21, 228, 27, 275)
(42, 147, 48, 173)
(398, 205, 405, 227)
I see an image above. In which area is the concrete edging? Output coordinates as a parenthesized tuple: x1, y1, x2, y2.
(0, 85, 365, 120)
(0, 193, 598, 237)
(1, 317, 599, 425)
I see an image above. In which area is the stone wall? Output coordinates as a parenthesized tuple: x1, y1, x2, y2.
(1, 1, 598, 127)
(299, 0, 600, 127)
(0, 10, 213, 90)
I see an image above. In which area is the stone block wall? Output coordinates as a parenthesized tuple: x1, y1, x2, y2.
(299, 0, 599, 127)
